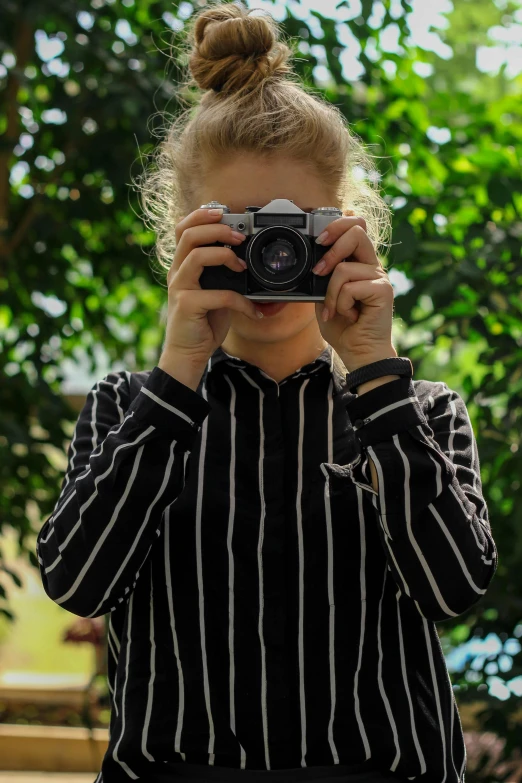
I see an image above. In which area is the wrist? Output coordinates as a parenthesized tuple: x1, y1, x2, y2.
(158, 352, 206, 393)
(356, 375, 401, 396)
(340, 347, 399, 375)
(340, 347, 402, 395)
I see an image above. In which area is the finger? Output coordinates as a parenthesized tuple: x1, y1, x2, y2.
(174, 207, 226, 244)
(322, 260, 382, 321)
(315, 215, 367, 247)
(172, 245, 247, 291)
(175, 222, 246, 267)
(167, 222, 246, 287)
(177, 288, 262, 322)
(313, 224, 379, 278)
(328, 278, 394, 322)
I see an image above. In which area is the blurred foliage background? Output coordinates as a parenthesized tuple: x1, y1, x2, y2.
(1, 0, 522, 779)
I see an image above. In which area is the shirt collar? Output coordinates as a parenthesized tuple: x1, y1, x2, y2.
(204, 344, 356, 402)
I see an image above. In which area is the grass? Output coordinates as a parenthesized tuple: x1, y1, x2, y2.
(0, 529, 91, 678)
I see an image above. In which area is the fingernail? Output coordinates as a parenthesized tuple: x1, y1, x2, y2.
(256, 310, 264, 319)
(238, 259, 247, 269)
(321, 307, 329, 322)
(231, 231, 246, 241)
(208, 208, 223, 215)
(315, 231, 329, 245)
(312, 260, 326, 275)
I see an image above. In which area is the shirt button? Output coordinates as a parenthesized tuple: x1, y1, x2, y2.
(354, 419, 364, 429)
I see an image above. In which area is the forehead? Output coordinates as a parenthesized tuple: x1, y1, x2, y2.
(199, 155, 338, 213)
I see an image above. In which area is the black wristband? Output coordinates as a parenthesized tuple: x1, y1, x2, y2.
(345, 357, 413, 394)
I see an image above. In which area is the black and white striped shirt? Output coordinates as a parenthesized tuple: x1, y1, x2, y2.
(36, 344, 497, 783)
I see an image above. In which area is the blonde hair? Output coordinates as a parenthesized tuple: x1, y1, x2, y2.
(136, 0, 393, 377)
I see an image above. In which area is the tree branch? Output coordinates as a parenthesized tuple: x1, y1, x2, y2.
(0, 17, 33, 257)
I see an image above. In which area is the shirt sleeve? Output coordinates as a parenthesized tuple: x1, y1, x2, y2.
(344, 376, 498, 623)
(36, 366, 211, 619)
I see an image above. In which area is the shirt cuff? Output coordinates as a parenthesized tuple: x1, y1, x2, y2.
(127, 365, 212, 450)
(346, 377, 427, 447)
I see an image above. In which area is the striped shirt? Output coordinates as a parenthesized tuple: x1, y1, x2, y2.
(36, 344, 497, 783)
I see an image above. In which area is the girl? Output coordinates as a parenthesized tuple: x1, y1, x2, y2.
(36, 3, 497, 782)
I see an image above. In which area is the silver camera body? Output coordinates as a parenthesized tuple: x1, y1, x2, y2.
(199, 198, 344, 302)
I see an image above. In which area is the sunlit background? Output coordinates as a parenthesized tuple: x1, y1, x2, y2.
(1, 0, 522, 777)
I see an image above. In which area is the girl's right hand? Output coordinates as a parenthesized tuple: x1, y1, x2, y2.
(161, 207, 263, 371)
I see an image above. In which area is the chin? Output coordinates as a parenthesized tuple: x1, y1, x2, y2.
(233, 303, 315, 339)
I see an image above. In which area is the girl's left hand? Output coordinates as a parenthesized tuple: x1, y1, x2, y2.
(313, 211, 396, 372)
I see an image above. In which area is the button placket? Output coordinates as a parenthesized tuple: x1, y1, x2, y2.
(347, 452, 363, 471)
(345, 452, 378, 496)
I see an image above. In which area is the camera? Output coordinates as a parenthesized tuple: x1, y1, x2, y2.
(199, 198, 345, 302)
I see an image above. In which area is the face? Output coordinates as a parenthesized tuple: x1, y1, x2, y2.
(195, 152, 340, 347)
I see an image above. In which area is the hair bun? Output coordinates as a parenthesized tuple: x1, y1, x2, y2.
(188, 3, 292, 95)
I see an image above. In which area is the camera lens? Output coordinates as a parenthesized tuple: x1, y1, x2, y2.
(247, 225, 310, 291)
(261, 239, 297, 275)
